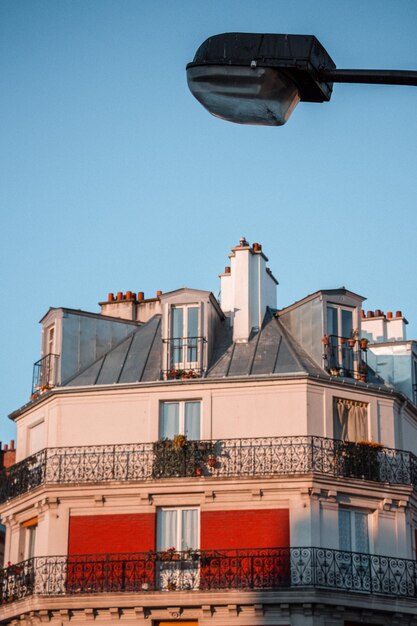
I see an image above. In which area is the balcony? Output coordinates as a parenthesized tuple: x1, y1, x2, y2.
(1, 436, 417, 504)
(162, 336, 206, 379)
(31, 354, 60, 398)
(1, 547, 417, 604)
(322, 334, 368, 380)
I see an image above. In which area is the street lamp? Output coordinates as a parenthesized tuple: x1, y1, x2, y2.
(186, 33, 417, 126)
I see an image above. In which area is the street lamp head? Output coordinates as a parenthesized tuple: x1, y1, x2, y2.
(186, 33, 336, 126)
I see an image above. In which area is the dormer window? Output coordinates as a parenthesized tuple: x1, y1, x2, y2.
(163, 303, 206, 379)
(171, 305, 199, 368)
(326, 305, 355, 375)
(160, 288, 224, 381)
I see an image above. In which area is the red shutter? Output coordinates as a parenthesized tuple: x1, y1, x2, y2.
(201, 508, 290, 549)
(68, 514, 155, 554)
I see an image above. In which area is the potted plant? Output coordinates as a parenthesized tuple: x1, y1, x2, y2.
(360, 338, 369, 350)
(195, 466, 203, 477)
(207, 454, 217, 469)
(322, 335, 330, 346)
(173, 434, 187, 450)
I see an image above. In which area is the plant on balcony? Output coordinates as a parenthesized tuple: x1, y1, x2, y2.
(173, 434, 187, 450)
(337, 440, 383, 482)
(360, 338, 369, 350)
(322, 335, 330, 346)
(152, 438, 211, 479)
(166, 369, 199, 380)
(207, 453, 217, 469)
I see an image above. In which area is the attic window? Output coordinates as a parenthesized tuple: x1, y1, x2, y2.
(171, 305, 199, 366)
(163, 304, 206, 378)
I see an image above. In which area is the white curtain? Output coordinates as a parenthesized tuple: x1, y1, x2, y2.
(184, 402, 201, 440)
(157, 509, 177, 550)
(181, 509, 198, 550)
(160, 403, 179, 439)
(157, 508, 198, 551)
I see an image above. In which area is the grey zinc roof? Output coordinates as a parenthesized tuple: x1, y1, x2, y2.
(63, 315, 162, 386)
(206, 308, 325, 378)
(63, 308, 325, 388)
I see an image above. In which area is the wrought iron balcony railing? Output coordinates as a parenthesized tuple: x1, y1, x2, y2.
(1, 436, 417, 504)
(31, 354, 60, 397)
(162, 336, 206, 379)
(1, 547, 417, 604)
(322, 334, 368, 380)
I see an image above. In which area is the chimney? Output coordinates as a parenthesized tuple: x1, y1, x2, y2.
(386, 310, 408, 341)
(0, 440, 16, 469)
(361, 309, 387, 343)
(219, 239, 278, 342)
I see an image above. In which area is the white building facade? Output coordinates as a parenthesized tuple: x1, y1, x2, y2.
(1, 240, 417, 626)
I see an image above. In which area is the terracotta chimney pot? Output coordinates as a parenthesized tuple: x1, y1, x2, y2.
(156, 290, 162, 298)
(137, 292, 144, 301)
(396, 310, 402, 318)
(225, 266, 231, 274)
(116, 292, 123, 301)
(108, 293, 114, 302)
(387, 311, 393, 319)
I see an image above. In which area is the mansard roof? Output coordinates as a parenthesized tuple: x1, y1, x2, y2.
(63, 307, 324, 388)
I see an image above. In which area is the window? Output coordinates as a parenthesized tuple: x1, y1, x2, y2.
(170, 305, 199, 368)
(339, 509, 369, 553)
(18, 517, 38, 562)
(47, 325, 55, 355)
(327, 305, 355, 373)
(157, 507, 199, 551)
(160, 401, 201, 440)
(333, 397, 368, 441)
(28, 421, 45, 456)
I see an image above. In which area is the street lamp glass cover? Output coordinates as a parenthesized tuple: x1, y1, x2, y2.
(187, 33, 335, 126)
(187, 64, 300, 126)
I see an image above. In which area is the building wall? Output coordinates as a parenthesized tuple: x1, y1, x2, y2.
(13, 377, 416, 462)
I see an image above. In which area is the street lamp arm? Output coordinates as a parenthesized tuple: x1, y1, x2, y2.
(319, 68, 417, 87)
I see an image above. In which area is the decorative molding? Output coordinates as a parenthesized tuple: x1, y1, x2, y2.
(167, 607, 182, 619)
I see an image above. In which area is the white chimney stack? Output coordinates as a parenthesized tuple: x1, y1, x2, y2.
(219, 238, 278, 342)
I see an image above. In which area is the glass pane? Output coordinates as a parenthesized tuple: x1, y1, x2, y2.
(339, 510, 351, 551)
(187, 308, 198, 338)
(327, 306, 338, 336)
(157, 510, 178, 550)
(27, 526, 37, 558)
(187, 308, 199, 362)
(184, 402, 201, 439)
(171, 308, 183, 364)
(341, 309, 353, 340)
(181, 509, 198, 550)
(355, 512, 369, 553)
(160, 403, 179, 439)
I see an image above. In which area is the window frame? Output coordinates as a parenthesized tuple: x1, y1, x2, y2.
(169, 304, 201, 369)
(339, 508, 372, 554)
(156, 506, 200, 552)
(159, 400, 202, 440)
(326, 304, 356, 373)
(19, 517, 38, 562)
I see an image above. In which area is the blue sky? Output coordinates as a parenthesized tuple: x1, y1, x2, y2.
(1, 0, 417, 443)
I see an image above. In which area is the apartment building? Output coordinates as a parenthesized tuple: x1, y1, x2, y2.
(1, 239, 417, 626)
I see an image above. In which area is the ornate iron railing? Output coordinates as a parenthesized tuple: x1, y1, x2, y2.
(1, 547, 417, 604)
(323, 335, 367, 380)
(1, 436, 417, 503)
(162, 336, 206, 379)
